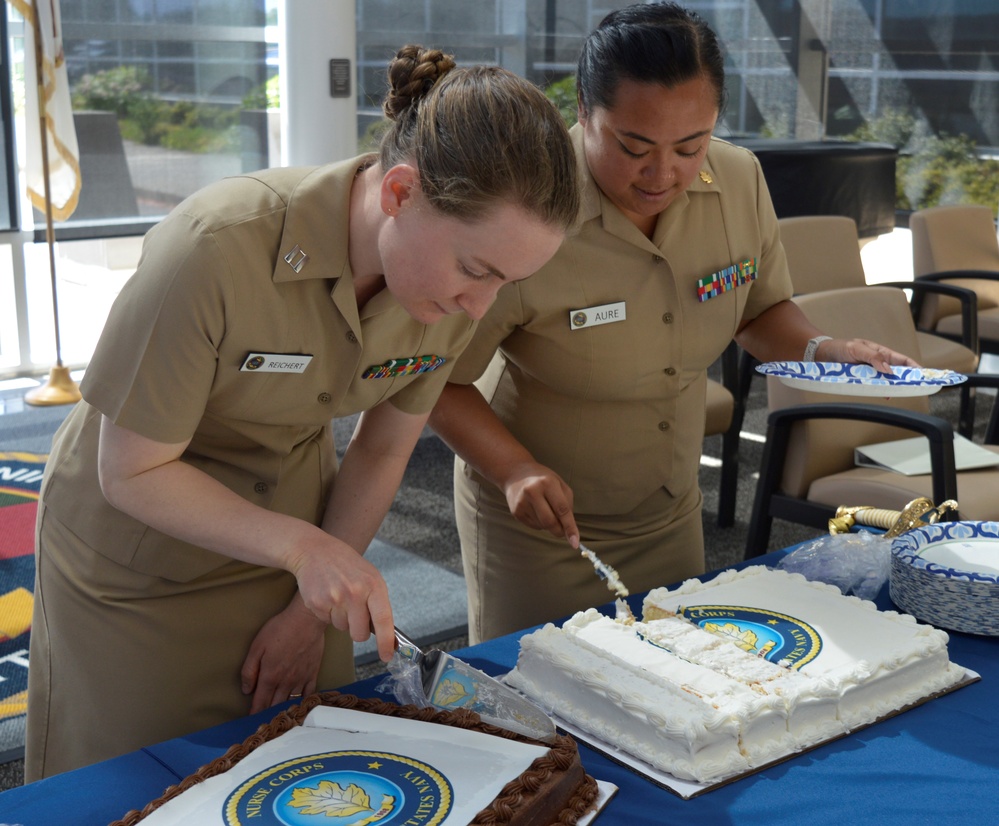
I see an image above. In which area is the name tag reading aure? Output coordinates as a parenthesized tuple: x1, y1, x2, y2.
(569, 301, 627, 330)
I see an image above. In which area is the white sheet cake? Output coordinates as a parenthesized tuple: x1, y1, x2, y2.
(506, 567, 966, 784)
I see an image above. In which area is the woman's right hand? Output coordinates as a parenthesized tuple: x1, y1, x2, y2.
(501, 462, 579, 547)
(96, 414, 397, 661)
(287, 535, 394, 661)
(429, 383, 581, 547)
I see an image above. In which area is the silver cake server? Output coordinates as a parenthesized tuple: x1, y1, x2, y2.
(393, 627, 557, 744)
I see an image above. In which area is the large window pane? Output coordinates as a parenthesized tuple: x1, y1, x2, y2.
(13, 0, 271, 231)
(356, 0, 998, 215)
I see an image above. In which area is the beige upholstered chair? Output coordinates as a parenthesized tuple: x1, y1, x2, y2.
(779, 215, 979, 373)
(745, 286, 999, 558)
(910, 204, 999, 356)
(777, 215, 867, 293)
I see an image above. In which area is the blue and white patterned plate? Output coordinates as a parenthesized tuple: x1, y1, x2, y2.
(889, 521, 999, 635)
(756, 361, 966, 397)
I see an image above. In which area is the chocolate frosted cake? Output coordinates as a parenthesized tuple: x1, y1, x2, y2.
(111, 691, 597, 826)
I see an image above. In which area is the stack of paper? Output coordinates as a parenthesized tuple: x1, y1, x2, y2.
(855, 435, 999, 476)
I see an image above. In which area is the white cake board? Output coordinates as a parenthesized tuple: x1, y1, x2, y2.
(579, 780, 618, 824)
(549, 666, 979, 800)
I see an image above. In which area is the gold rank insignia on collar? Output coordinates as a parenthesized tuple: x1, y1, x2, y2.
(699, 170, 713, 184)
(362, 354, 446, 379)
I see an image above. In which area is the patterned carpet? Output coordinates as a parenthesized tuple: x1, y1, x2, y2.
(0, 452, 44, 763)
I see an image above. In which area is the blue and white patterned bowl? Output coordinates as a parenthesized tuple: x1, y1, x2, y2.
(889, 521, 999, 635)
(756, 361, 966, 397)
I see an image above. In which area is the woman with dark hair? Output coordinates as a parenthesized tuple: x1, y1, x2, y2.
(430, 3, 915, 643)
(26, 45, 579, 780)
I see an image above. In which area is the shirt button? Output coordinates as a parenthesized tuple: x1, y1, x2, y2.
(662, 312, 674, 324)
(653, 254, 664, 263)
(318, 392, 332, 404)
(254, 482, 269, 494)
(346, 331, 358, 344)
(658, 421, 670, 431)
(664, 367, 676, 376)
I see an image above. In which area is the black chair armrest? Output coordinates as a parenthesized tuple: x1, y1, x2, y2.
(745, 402, 960, 558)
(719, 340, 740, 396)
(916, 269, 999, 284)
(880, 280, 979, 354)
(962, 373, 999, 443)
(763, 402, 958, 511)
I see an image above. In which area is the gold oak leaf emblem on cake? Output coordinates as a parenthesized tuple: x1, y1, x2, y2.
(703, 621, 761, 653)
(432, 678, 471, 707)
(288, 780, 397, 820)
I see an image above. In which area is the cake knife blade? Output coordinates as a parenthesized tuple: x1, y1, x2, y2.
(579, 542, 636, 622)
(394, 627, 557, 744)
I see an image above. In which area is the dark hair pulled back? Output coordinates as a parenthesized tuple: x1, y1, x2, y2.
(378, 45, 579, 230)
(577, 2, 726, 116)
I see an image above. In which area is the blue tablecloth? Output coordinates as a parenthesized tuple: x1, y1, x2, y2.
(1, 549, 995, 825)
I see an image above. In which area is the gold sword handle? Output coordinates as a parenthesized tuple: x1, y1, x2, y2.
(829, 498, 959, 538)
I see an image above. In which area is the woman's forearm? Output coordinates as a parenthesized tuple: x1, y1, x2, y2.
(428, 382, 537, 490)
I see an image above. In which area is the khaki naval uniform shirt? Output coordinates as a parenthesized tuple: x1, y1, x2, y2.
(450, 127, 793, 515)
(42, 157, 476, 581)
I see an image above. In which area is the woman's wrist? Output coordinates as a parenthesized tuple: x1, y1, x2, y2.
(289, 591, 329, 629)
(803, 335, 833, 362)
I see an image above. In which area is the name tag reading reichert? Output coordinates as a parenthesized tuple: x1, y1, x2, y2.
(240, 353, 314, 373)
(569, 301, 626, 330)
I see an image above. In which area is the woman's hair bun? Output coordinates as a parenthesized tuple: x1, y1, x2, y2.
(383, 45, 457, 119)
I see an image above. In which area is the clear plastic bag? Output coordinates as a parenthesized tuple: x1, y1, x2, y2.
(777, 530, 891, 600)
(375, 652, 429, 708)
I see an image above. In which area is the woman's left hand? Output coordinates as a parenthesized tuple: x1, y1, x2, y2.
(816, 337, 920, 373)
(241, 593, 326, 713)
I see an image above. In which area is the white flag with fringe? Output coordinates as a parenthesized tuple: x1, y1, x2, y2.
(11, 0, 81, 221)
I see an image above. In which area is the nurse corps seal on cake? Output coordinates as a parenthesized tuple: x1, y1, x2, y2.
(506, 567, 967, 784)
(111, 693, 597, 825)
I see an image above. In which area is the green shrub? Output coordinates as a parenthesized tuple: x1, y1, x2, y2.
(72, 66, 150, 118)
(847, 109, 999, 218)
(74, 66, 246, 153)
(160, 123, 242, 153)
(242, 74, 280, 110)
(545, 75, 579, 127)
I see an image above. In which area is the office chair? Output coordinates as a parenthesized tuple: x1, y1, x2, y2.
(745, 286, 999, 558)
(910, 204, 999, 357)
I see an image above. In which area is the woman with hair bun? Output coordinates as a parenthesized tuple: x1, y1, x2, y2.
(26, 45, 579, 780)
(430, 2, 916, 644)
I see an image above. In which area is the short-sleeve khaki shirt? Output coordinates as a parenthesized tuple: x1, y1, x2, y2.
(42, 158, 476, 580)
(448, 128, 792, 514)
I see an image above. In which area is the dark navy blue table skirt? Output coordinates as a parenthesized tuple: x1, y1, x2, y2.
(2, 547, 995, 825)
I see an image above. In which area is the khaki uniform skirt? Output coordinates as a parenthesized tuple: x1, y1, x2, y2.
(25, 505, 354, 781)
(455, 463, 705, 644)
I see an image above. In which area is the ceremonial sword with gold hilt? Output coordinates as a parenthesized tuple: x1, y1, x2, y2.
(828, 497, 959, 538)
